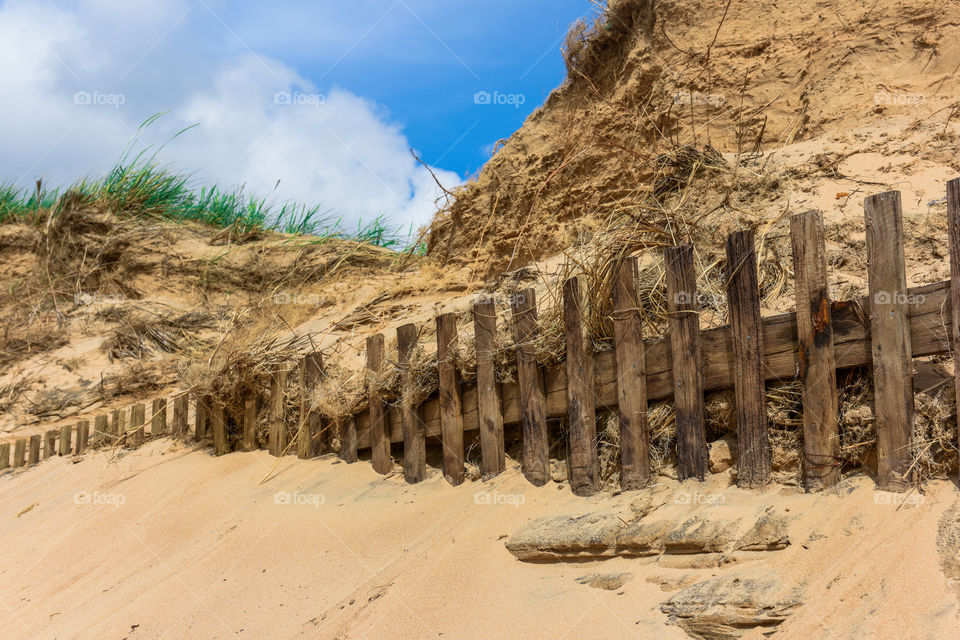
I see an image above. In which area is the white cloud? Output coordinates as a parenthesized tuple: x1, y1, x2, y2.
(0, 0, 459, 237)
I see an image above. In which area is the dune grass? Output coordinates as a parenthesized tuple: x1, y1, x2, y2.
(0, 116, 412, 250)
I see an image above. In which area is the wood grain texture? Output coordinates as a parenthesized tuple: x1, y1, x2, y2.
(367, 333, 392, 474)
(173, 394, 189, 439)
(243, 398, 258, 452)
(0, 443, 8, 470)
(563, 276, 598, 496)
(110, 409, 124, 444)
(948, 177, 960, 477)
(212, 402, 229, 456)
(790, 211, 840, 490)
(612, 257, 651, 489)
(865, 190, 915, 491)
(663, 245, 708, 481)
(298, 353, 323, 459)
(59, 424, 73, 456)
(195, 395, 210, 442)
(269, 363, 290, 457)
(339, 417, 358, 463)
(13, 439, 25, 467)
(94, 415, 108, 447)
(129, 404, 145, 447)
(510, 288, 549, 487)
(473, 300, 505, 477)
(151, 398, 167, 436)
(398, 323, 425, 483)
(726, 230, 771, 488)
(44, 430, 57, 459)
(28, 435, 40, 465)
(436, 313, 465, 485)
(76, 421, 89, 454)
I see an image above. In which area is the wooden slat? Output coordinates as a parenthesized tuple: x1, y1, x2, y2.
(59, 424, 73, 456)
(613, 257, 651, 489)
(269, 363, 291, 457)
(0, 442, 8, 470)
(437, 313, 465, 485)
(76, 421, 89, 455)
(367, 333, 392, 474)
(243, 398, 258, 452)
(726, 229, 771, 488)
(212, 402, 229, 456)
(44, 430, 57, 459)
(563, 276, 598, 496)
(663, 244, 707, 481)
(94, 415, 108, 447)
(511, 288, 549, 487)
(352, 280, 955, 450)
(473, 300, 505, 477)
(339, 417, 358, 463)
(110, 409, 124, 445)
(28, 435, 40, 465)
(151, 398, 167, 436)
(14, 439, 25, 468)
(195, 395, 210, 442)
(398, 323, 425, 483)
(865, 191, 915, 491)
(173, 394, 189, 438)
(948, 177, 960, 477)
(790, 210, 840, 490)
(298, 353, 323, 459)
(129, 405, 145, 447)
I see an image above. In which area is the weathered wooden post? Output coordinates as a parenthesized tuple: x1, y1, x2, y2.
(28, 435, 40, 465)
(510, 289, 549, 487)
(269, 363, 291, 457)
(0, 442, 9, 470)
(563, 276, 598, 496)
(790, 210, 840, 490)
(129, 405, 146, 446)
(947, 177, 960, 477)
(76, 421, 90, 455)
(726, 229, 771, 488)
(13, 439, 26, 468)
(110, 408, 125, 445)
(211, 402, 229, 455)
(339, 417, 358, 464)
(436, 313, 465, 486)
(59, 424, 73, 456)
(612, 256, 651, 489)
(865, 191, 915, 491)
(398, 323, 425, 482)
(173, 393, 189, 438)
(195, 395, 210, 442)
(298, 352, 323, 460)
(44, 430, 57, 459)
(664, 244, 708, 481)
(151, 398, 167, 436)
(367, 334, 392, 474)
(473, 299, 505, 478)
(242, 398, 258, 452)
(94, 415, 108, 447)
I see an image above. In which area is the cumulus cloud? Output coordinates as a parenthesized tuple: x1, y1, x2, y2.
(0, 0, 460, 235)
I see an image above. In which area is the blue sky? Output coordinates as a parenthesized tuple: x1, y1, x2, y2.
(0, 0, 595, 232)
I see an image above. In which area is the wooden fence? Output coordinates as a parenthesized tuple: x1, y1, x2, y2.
(3, 180, 959, 496)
